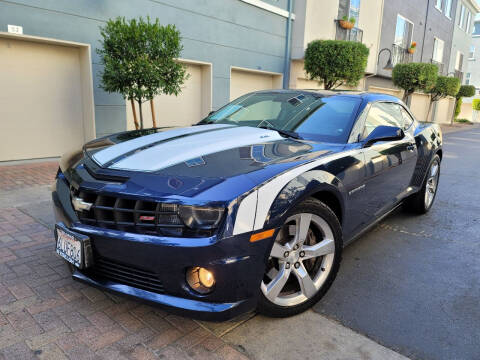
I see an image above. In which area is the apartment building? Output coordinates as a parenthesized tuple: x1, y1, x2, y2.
(0, 0, 292, 161)
(448, 0, 480, 83)
(459, 19, 480, 121)
(289, 0, 384, 89)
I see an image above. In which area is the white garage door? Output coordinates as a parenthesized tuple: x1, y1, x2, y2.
(127, 63, 207, 129)
(230, 69, 282, 101)
(0, 38, 86, 161)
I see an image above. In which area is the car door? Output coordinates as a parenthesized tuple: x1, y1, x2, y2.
(360, 102, 418, 220)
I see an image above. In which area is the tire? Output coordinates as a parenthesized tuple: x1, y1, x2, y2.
(404, 154, 441, 214)
(257, 197, 343, 318)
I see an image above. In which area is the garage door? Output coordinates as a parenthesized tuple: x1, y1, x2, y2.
(0, 38, 86, 161)
(127, 63, 208, 129)
(230, 68, 282, 101)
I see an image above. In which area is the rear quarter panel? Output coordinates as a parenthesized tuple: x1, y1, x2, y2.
(410, 122, 443, 189)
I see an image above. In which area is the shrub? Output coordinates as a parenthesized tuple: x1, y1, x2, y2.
(304, 40, 369, 90)
(455, 118, 472, 123)
(454, 97, 463, 118)
(472, 99, 480, 111)
(97, 17, 188, 129)
(392, 63, 438, 103)
(428, 76, 460, 101)
(456, 85, 476, 99)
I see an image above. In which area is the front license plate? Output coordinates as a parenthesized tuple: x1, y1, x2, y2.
(55, 226, 83, 268)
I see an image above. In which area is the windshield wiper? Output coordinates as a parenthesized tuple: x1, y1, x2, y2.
(257, 125, 302, 140)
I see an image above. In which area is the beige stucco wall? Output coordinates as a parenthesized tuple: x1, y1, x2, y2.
(291, 0, 384, 74)
(434, 97, 456, 124)
(368, 86, 403, 98)
(410, 93, 432, 122)
(459, 101, 473, 121)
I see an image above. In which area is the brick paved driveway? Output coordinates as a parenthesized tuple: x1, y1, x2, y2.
(0, 162, 248, 360)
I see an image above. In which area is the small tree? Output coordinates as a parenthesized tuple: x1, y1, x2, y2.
(453, 85, 475, 123)
(304, 40, 369, 90)
(392, 63, 438, 103)
(426, 76, 460, 121)
(98, 17, 188, 129)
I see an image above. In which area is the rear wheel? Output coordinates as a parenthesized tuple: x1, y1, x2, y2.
(405, 154, 441, 214)
(257, 198, 342, 318)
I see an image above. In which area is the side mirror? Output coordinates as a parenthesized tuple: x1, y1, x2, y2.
(362, 125, 404, 148)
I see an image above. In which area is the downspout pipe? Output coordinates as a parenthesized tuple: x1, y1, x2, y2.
(283, 0, 293, 89)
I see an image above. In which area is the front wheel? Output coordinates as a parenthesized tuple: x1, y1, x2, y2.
(257, 198, 343, 318)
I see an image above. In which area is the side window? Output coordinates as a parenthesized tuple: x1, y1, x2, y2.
(362, 102, 403, 139)
(399, 107, 414, 130)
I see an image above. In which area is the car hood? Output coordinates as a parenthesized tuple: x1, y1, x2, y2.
(76, 125, 344, 202)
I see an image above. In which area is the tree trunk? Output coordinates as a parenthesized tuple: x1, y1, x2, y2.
(451, 99, 457, 125)
(426, 100, 433, 122)
(402, 92, 409, 104)
(150, 99, 157, 128)
(137, 100, 144, 129)
(130, 99, 139, 130)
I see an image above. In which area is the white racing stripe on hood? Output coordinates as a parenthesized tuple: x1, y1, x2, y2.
(92, 124, 234, 166)
(109, 126, 284, 172)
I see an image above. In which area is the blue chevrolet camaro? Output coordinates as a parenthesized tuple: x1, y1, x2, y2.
(52, 90, 442, 320)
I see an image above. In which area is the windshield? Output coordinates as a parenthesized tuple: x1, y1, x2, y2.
(199, 92, 362, 143)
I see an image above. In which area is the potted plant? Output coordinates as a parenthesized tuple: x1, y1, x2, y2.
(408, 41, 417, 54)
(339, 15, 355, 30)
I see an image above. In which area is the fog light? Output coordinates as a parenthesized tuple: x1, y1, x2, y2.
(186, 267, 215, 294)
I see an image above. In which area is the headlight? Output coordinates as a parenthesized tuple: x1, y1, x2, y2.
(179, 205, 224, 229)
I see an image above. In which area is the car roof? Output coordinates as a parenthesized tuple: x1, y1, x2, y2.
(251, 89, 403, 104)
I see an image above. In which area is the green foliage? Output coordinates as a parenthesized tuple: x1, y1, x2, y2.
(428, 76, 460, 102)
(97, 17, 188, 128)
(349, 17, 356, 24)
(457, 85, 476, 99)
(454, 118, 472, 123)
(392, 63, 438, 102)
(472, 99, 480, 111)
(342, 15, 348, 21)
(454, 97, 463, 118)
(304, 40, 369, 90)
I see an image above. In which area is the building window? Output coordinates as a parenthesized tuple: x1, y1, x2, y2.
(474, 21, 480, 35)
(470, 45, 475, 59)
(394, 15, 414, 49)
(445, 0, 452, 18)
(466, 73, 471, 85)
(458, 4, 466, 28)
(337, 0, 361, 24)
(466, 10, 472, 32)
(435, 0, 443, 11)
(455, 51, 464, 71)
(433, 38, 444, 63)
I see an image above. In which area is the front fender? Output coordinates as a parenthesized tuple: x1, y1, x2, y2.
(264, 170, 346, 229)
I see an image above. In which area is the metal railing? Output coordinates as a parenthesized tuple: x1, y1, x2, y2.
(430, 59, 444, 75)
(391, 44, 413, 66)
(334, 20, 363, 42)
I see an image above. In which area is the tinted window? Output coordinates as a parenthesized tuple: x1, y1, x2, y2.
(200, 92, 362, 143)
(399, 106, 414, 130)
(362, 102, 403, 139)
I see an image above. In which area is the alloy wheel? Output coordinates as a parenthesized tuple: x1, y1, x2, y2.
(261, 213, 335, 307)
(424, 159, 440, 209)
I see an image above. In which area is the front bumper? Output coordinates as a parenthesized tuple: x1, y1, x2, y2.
(52, 176, 272, 321)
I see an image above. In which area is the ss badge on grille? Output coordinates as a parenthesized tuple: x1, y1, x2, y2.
(72, 197, 93, 212)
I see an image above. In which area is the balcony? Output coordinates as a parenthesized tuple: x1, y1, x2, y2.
(454, 70, 464, 82)
(430, 59, 444, 75)
(334, 20, 363, 42)
(392, 44, 413, 66)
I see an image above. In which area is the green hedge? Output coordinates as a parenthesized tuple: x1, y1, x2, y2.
(392, 63, 438, 100)
(304, 40, 369, 90)
(457, 85, 476, 99)
(472, 99, 480, 111)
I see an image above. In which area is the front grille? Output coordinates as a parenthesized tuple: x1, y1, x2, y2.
(71, 190, 212, 237)
(87, 256, 165, 294)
